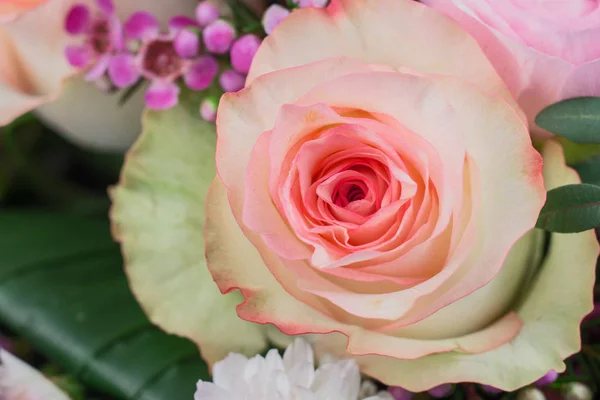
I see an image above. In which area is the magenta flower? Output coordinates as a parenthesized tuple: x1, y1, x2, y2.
(112, 12, 217, 110)
(64, 0, 123, 81)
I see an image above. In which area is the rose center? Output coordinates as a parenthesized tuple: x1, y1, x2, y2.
(142, 40, 183, 78)
(333, 181, 369, 208)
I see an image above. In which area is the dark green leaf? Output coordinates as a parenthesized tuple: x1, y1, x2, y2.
(0, 212, 209, 400)
(575, 156, 600, 186)
(536, 97, 600, 143)
(536, 183, 600, 233)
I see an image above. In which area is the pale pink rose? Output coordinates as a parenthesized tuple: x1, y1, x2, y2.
(206, 0, 598, 392)
(421, 0, 600, 135)
(0, 0, 48, 22)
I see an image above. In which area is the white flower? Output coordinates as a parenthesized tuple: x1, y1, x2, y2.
(0, 349, 70, 400)
(195, 339, 388, 400)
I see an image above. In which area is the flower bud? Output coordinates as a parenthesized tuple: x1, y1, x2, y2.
(174, 29, 200, 59)
(428, 384, 453, 398)
(203, 19, 236, 54)
(516, 387, 546, 400)
(535, 370, 558, 387)
(480, 385, 503, 395)
(563, 382, 593, 400)
(195, 1, 220, 27)
(230, 34, 261, 74)
(359, 380, 378, 399)
(200, 97, 218, 122)
(219, 70, 246, 92)
(388, 386, 413, 400)
(262, 4, 290, 34)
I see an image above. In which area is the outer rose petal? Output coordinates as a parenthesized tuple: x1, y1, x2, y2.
(0, 0, 75, 126)
(420, 0, 600, 135)
(314, 141, 599, 391)
(248, 0, 516, 110)
(110, 104, 269, 365)
(0, 0, 48, 22)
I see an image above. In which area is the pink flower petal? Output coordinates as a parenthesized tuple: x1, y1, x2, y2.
(124, 11, 160, 40)
(64, 4, 90, 35)
(108, 54, 140, 88)
(262, 4, 290, 35)
(145, 81, 180, 110)
(174, 29, 200, 59)
(108, 16, 124, 51)
(184, 55, 218, 90)
(95, 0, 114, 15)
(65, 44, 92, 68)
(84, 55, 110, 81)
(169, 15, 198, 32)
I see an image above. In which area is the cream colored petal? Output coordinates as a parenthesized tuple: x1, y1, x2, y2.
(248, 0, 514, 108)
(110, 104, 268, 365)
(0, 350, 70, 400)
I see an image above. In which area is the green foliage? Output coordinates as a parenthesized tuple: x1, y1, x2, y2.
(536, 183, 600, 233)
(0, 212, 208, 400)
(575, 156, 600, 186)
(536, 97, 600, 143)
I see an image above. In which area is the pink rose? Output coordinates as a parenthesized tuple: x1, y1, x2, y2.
(421, 0, 600, 135)
(205, 0, 597, 391)
(0, 0, 49, 22)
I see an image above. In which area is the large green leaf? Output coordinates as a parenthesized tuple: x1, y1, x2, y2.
(0, 211, 208, 399)
(536, 183, 600, 233)
(536, 97, 600, 143)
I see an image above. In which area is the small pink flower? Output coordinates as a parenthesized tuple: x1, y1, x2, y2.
(262, 4, 290, 34)
(219, 69, 245, 92)
(116, 12, 215, 110)
(203, 19, 236, 54)
(230, 34, 261, 74)
(195, 1, 220, 27)
(64, 0, 123, 81)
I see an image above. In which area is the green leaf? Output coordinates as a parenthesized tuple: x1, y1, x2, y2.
(0, 211, 209, 399)
(574, 156, 600, 186)
(536, 183, 600, 233)
(536, 97, 600, 143)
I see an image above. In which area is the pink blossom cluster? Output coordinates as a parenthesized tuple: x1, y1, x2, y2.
(64, 0, 261, 114)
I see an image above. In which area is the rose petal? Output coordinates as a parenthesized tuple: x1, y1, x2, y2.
(145, 81, 180, 110)
(64, 4, 90, 35)
(332, 141, 598, 392)
(108, 54, 140, 88)
(248, 0, 515, 110)
(124, 11, 160, 40)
